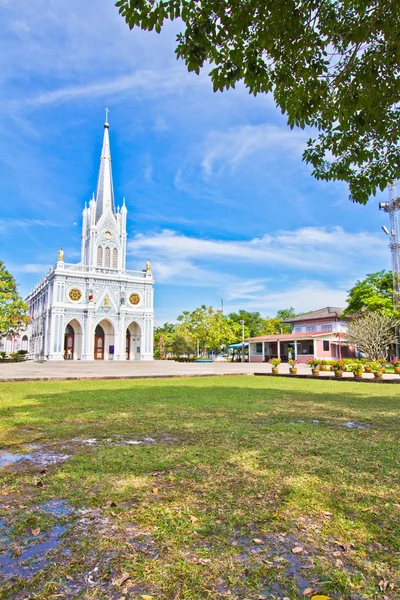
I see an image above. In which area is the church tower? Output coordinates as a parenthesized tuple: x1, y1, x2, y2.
(81, 113, 127, 271)
(25, 114, 154, 362)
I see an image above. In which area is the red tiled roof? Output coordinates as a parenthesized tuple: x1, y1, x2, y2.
(281, 306, 345, 323)
(246, 331, 338, 342)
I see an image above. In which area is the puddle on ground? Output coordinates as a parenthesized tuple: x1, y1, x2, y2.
(78, 436, 163, 447)
(0, 524, 66, 580)
(124, 524, 158, 558)
(0, 451, 32, 468)
(0, 448, 70, 469)
(344, 421, 368, 429)
(40, 500, 73, 518)
(231, 531, 316, 592)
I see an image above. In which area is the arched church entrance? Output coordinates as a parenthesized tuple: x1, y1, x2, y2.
(21, 335, 29, 352)
(94, 320, 115, 360)
(64, 319, 83, 360)
(126, 321, 141, 361)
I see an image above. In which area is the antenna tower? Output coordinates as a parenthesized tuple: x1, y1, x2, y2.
(379, 182, 400, 307)
(379, 182, 400, 356)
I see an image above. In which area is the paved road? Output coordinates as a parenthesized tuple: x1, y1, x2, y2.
(0, 360, 398, 382)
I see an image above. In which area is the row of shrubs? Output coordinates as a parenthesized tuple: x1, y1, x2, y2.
(0, 350, 29, 363)
(305, 358, 398, 374)
(268, 357, 399, 375)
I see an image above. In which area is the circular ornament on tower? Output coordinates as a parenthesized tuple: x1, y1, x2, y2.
(105, 231, 111, 239)
(129, 293, 141, 306)
(68, 288, 83, 302)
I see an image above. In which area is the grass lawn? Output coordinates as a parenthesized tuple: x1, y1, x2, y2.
(0, 376, 399, 599)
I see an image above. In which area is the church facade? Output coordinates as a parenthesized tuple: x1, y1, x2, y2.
(26, 117, 154, 361)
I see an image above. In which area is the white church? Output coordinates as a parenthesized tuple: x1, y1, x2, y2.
(25, 116, 154, 361)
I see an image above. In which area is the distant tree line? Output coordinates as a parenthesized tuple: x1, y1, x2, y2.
(154, 306, 300, 359)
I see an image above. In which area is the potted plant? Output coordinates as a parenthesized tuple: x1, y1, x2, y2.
(288, 359, 298, 374)
(392, 359, 400, 374)
(369, 361, 383, 378)
(379, 360, 387, 373)
(347, 360, 363, 378)
(306, 359, 320, 375)
(320, 359, 328, 371)
(361, 358, 372, 373)
(331, 359, 346, 377)
(269, 357, 281, 374)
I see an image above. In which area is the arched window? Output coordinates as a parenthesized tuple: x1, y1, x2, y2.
(105, 247, 111, 269)
(112, 248, 118, 269)
(95, 324, 104, 336)
(22, 335, 29, 351)
(97, 246, 103, 267)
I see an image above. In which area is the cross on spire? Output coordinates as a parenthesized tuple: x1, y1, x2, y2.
(105, 107, 109, 124)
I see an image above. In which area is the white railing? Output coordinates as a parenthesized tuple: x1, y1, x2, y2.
(62, 263, 148, 278)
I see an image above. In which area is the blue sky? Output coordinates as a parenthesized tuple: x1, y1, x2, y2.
(1, 0, 392, 324)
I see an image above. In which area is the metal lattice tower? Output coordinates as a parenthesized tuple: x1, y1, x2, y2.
(379, 182, 400, 308)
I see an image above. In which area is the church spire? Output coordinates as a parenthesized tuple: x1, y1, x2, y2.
(95, 110, 115, 222)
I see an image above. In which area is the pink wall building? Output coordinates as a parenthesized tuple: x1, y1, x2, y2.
(247, 307, 355, 363)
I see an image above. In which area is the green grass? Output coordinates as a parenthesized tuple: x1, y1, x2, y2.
(0, 376, 399, 599)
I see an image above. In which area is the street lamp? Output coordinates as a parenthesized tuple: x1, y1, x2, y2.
(240, 319, 245, 362)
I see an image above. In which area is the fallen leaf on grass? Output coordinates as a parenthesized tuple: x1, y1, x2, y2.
(189, 515, 198, 523)
(35, 480, 44, 487)
(262, 560, 276, 567)
(152, 488, 159, 494)
(303, 588, 313, 596)
(292, 546, 303, 554)
(112, 572, 130, 587)
(192, 557, 211, 565)
(378, 578, 388, 592)
(311, 596, 331, 600)
(252, 538, 265, 545)
(140, 596, 154, 600)
(31, 528, 41, 536)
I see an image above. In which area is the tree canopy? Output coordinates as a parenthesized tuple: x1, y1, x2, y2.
(227, 310, 267, 337)
(117, 0, 400, 204)
(346, 311, 398, 360)
(343, 270, 396, 316)
(177, 305, 244, 354)
(0, 261, 29, 338)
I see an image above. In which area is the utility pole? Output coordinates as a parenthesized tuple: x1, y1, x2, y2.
(240, 319, 245, 362)
(379, 182, 400, 357)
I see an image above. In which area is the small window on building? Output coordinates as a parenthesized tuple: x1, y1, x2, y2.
(321, 324, 332, 332)
(105, 247, 111, 268)
(112, 248, 118, 269)
(97, 246, 103, 267)
(255, 343, 262, 353)
(323, 340, 330, 352)
(294, 327, 302, 333)
(306, 326, 316, 332)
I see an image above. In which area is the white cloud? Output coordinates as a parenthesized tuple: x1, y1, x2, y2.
(20, 68, 203, 108)
(0, 218, 60, 232)
(128, 226, 386, 273)
(10, 263, 52, 274)
(202, 124, 308, 176)
(225, 280, 349, 315)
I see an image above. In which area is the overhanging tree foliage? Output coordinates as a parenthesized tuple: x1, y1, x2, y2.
(0, 261, 29, 338)
(117, 0, 400, 204)
(343, 270, 396, 316)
